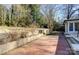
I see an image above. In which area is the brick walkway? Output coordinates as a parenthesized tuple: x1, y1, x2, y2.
(55, 34, 72, 55)
(5, 34, 72, 55)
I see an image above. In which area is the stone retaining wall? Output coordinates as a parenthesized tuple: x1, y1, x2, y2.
(0, 28, 49, 44)
(0, 34, 43, 54)
(0, 28, 49, 54)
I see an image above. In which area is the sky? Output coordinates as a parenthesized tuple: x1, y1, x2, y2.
(40, 4, 64, 23)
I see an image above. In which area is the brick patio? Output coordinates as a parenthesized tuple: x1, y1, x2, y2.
(5, 34, 72, 55)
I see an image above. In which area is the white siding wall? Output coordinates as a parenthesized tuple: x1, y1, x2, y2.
(65, 21, 79, 37)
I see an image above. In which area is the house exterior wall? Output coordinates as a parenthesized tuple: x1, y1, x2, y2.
(65, 21, 79, 37)
(65, 22, 68, 34)
(77, 23, 79, 31)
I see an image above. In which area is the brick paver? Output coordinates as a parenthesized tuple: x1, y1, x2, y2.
(5, 34, 72, 55)
(55, 34, 72, 55)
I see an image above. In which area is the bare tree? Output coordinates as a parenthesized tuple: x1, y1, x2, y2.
(64, 4, 79, 19)
(40, 5, 57, 32)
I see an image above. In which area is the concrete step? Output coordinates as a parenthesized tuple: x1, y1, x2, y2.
(66, 37, 79, 54)
(66, 37, 79, 44)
